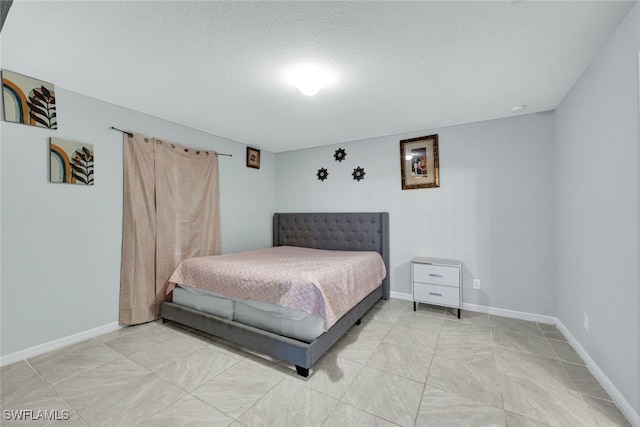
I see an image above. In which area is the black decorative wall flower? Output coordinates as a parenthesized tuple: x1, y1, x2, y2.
(352, 166, 366, 181)
(334, 148, 347, 162)
(317, 168, 329, 181)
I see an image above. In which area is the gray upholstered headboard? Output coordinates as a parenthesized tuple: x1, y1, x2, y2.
(273, 212, 389, 299)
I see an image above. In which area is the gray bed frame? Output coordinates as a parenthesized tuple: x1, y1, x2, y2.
(160, 212, 389, 377)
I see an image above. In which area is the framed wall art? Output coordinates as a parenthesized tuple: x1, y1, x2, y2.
(246, 146, 260, 169)
(50, 137, 94, 185)
(2, 69, 57, 129)
(399, 134, 439, 190)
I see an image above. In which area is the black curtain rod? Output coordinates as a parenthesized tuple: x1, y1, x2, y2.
(110, 126, 133, 137)
(109, 126, 232, 157)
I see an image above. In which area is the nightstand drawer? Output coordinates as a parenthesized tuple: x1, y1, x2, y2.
(413, 264, 459, 287)
(414, 283, 460, 307)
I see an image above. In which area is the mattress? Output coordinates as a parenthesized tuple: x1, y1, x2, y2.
(173, 285, 325, 342)
(168, 246, 387, 331)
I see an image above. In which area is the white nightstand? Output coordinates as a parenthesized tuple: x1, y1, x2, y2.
(411, 257, 462, 318)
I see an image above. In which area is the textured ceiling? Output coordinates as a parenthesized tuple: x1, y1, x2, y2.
(1, 1, 635, 153)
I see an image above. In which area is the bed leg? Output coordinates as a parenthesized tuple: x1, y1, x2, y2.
(295, 365, 309, 377)
(355, 318, 362, 326)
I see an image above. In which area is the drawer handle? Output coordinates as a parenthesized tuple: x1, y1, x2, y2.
(429, 274, 443, 278)
(428, 292, 443, 296)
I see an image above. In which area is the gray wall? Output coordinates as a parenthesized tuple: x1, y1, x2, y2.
(276, 112, 556, 316)
(554, 3, 639, 415)
(0, 88, 276, 356)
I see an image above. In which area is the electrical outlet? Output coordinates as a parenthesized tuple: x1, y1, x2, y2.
(583, 313, 589, 331)
(473, 279, 481, 289)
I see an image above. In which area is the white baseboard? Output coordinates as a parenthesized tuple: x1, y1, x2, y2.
(389, 292, 556, 324)
(389, 291, 413, 301)
(462, 303, 556, 325)
(555, 320, 639, 427)
(0, 322, 121, 367)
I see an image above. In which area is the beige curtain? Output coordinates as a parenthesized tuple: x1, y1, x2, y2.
(119, 132, 221, 325)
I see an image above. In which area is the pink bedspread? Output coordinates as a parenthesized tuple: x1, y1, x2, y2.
(167, 246, 386, 330)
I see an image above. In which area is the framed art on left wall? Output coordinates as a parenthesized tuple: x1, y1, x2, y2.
(2, 69, 57, 129)
(246, 146, 261, 169)
(50, 138, 94, 185)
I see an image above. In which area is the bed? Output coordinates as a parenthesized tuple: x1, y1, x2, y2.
(160, 212, 390, 376)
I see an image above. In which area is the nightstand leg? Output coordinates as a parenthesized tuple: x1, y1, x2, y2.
(457, 308, 461, 319)
(413, 301, 417, 311)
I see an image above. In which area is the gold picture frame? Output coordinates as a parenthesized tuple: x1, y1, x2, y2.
(246, 146, 261, 169)
(399, 134, 439, 190)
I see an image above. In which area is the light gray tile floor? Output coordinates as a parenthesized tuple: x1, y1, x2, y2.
(0, 301, 631, 426)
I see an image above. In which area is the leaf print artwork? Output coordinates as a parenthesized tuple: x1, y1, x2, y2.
(70, 147, 94, 185)
(50, 138, 94, 185)
(2, 70, 57, 129)
(28, 86, 57, 128)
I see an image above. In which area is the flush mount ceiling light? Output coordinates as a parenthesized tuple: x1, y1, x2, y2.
(284, 63, 336, 97)
(511, 105, 526, 114)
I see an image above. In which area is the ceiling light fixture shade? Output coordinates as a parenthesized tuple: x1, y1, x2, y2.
(299, 83, 321, 97)
(284, 63, 336, 97)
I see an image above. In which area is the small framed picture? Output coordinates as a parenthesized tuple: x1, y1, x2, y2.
(399, 134, 439, 190)
(50, 137, 94, 185)
(2, 69, 57, 129)
(246, 147, 261, 169)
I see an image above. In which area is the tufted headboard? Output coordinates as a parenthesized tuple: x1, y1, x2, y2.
(273, 212, 389, 299)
